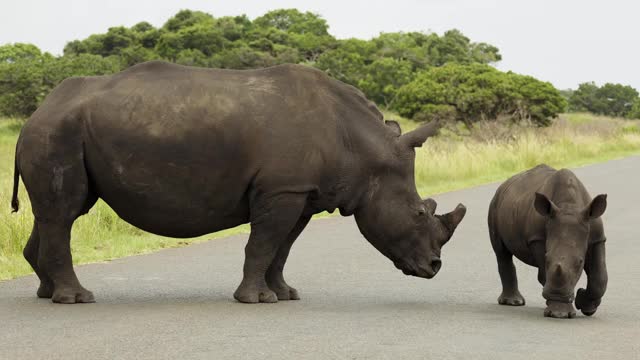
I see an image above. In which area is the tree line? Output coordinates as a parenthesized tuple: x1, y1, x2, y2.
(0, 8, 637, 125)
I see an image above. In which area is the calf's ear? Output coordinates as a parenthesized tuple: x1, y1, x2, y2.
(534, 192, 558, 218)
(584, 194, 607, 219)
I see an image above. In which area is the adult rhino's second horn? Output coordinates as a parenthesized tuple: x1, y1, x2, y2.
(399, 120, 441, 148)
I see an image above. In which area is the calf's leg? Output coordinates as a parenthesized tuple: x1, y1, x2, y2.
(575, 242, 607, 316)
(490, 231, 525, 306)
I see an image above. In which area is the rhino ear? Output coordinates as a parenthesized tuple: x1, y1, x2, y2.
(534, 192, 558, 218)
(385, 120, 402, 136)
(584, 194, 607, 219)
(399, 120, 440, 148)
(423, 198, 437, 215)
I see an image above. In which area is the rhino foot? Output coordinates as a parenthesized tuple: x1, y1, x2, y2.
(544, 301, 576, 319)
(234, 285, 278, 304)
(36, 281, 54, 299)
(51, 287, 95, 304)
(575, 288, 600, 316)
(498, 291, 525, 306)
(270, 285, 300, 301)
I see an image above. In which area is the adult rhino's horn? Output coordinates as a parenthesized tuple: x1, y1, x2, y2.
(399, 120, 440, 148)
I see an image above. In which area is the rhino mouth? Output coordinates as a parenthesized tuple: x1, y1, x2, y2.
(542, 288, 575, 303)
(395, 258, 442, 279)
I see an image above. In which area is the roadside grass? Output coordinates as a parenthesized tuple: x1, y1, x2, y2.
(1, 112, 639, 280)
(410, 113, 640, 195)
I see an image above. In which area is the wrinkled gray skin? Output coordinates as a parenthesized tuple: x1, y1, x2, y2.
(12, 61, 466, 304)
(488, 164, 607, 318)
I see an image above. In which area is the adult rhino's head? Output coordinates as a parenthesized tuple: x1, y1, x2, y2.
(534, 192, 607, 302)
(353, 120, 467, 279)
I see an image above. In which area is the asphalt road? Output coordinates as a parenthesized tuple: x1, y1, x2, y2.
(1, 156, 639, 360)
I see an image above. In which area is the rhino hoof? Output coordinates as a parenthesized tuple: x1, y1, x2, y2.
(51, 288, 95, 304)
(544, 301, 576, 319)
(282, 287, 300, 301)
(498, 291, 525, 306)
(575, 288, 599, 316)
(234, 288, 278, 304)
(36, 281, 54, 299)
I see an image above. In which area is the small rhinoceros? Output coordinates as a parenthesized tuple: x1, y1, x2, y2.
(488, 164, 608, 318)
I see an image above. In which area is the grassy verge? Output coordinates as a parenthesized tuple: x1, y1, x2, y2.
(411, 113, 640, 195)
(1, 113, 639, 280)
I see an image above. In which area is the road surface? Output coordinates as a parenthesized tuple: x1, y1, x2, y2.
(1, 156, 639, 359)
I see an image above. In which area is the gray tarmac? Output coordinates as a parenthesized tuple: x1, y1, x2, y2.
(1, 156, 639, 359)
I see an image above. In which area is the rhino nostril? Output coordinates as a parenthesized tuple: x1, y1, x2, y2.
(431, 259, 442, 274)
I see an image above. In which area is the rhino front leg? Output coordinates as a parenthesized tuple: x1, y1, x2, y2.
(490, 230, 525, 306)
(233, 193, 307, 304)
(266, 215, 311, 300)
(575, 242, 607, 316)
(495, 252, 526, 306)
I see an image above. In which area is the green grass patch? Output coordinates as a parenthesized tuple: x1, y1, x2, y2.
(1, 113, 640, 280)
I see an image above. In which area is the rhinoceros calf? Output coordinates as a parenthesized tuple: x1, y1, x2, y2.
(488, 164, 607, 318)
(12, 61, 466, 304)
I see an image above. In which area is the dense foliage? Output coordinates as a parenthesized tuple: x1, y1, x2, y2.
(568, 82, 640, 119)
(0, 8, 568, 126)
(392, 64, 567, 126)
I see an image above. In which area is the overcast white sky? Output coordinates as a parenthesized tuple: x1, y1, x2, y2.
(1, 0, 638, 90)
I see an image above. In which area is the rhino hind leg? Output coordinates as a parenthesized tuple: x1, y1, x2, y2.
(21, 150, 98, 304)
(233, 193, 308, 304)
(22, 223, 54, 298)
(265, 215, 311, 300)
(37, 221, 95, 304)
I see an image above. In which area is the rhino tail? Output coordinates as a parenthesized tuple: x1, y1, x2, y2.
(11, 153, 19, 213)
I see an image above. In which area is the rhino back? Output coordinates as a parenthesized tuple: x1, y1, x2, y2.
(19, 61, 385, 236)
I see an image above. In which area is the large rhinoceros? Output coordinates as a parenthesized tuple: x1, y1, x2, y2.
(488, 164, 607, 318)
(12, 61, 466, 304)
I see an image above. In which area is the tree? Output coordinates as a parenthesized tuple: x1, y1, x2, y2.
(627, 99, 640, 120)
(597, 83, 638, 117)
(392, 64, 566, 126)
(314, 39, 376, 85)
(0, 44, 120, 117)
(2, 8, 527, 123)
(568, 82, 600, 112)
(253, 9, 335, 62)
(569, 82, 639, 117)
(162, 10, 214, 32)
(0, 44, 50, 116)
(357, 58, 413, 107)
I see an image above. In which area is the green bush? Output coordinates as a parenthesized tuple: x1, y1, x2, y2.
(6, 7, 574, 126)
(569, 82, 640, 118)
(392, 64, 566, 126)
(0, 44, 119, 117)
